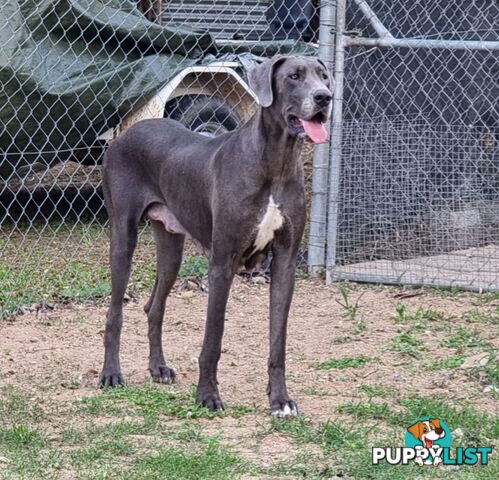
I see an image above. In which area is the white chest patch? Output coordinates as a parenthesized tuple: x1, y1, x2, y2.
(252, 195, 284, 254)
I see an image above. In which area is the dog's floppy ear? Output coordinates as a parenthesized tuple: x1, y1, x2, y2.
(407, 421, 424, 440)
(317, 58, 332, 80)
(429, 418, 441, 430)
(316, 58, 334, 89)
(316, 58, 329, 73)
(247, 55, 288, 108)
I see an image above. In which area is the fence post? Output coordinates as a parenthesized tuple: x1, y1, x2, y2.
(325, 0, 346, 284)
(308, 0, 337, 276)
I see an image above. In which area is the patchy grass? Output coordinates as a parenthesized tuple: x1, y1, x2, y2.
(2, 223, 499, 479)
(4, 377, 495, 479)
(179, 256, 209, 278)
(338, 396, 499, 446)
(271, 416, 365, 451)
(473, 291, 499, 305)
(442, 326, 485, 349)
(393, 303, 446, 332)
(0, 385, 251, 479)
(79, 383, 253, 420)
(0, 222, 212, 320)
(300, 386, 330, 397)
(429, 286, 464, 298)
(315, 355, 372, 370)
(0, 261, 111, 320)
(335, 283, 367, 333)
(398, 397, 499, 445)
(426, 354, 466, 371)
(271, 396, 499, 479)
(388, 332, 425, 359)
(337, 400, 396, 422)
(463, 308, 499, 325)
(126, 440, 248, 480)
(0, 424, 45, 451)
(358, 384, 397, 399)
(478, 350, 499, 388)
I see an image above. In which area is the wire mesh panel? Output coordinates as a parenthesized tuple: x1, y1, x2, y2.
(0, 0, 322, 319)
(328, 0, 499, 290)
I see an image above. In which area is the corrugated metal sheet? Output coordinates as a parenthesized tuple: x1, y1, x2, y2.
(162, 0, 270, 40)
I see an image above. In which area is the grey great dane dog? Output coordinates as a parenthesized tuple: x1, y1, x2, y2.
(99, 55, 332, 417)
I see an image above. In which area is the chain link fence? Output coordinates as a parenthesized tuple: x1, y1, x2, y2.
(1, 0, 498, 320)
(323, 0, 499, 291)
(0, 0, 320, 319)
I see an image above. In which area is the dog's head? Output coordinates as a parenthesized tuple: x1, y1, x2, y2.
(247, 55, 333, 144)
(407, 418, 446, 448)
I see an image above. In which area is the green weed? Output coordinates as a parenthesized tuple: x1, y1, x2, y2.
(336, 283, 367, 333)
(442, 327, 484, 348)
(315, 355, 372, 370)
(178, 256, 209, 278)
(426, 354, 466, 371)
(388, 332, 425, 358)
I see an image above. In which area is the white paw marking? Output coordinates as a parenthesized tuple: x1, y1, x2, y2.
(252, 195, 284, 254)
(271, 404, 298, 418)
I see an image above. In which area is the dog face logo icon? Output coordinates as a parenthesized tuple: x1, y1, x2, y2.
(405, 417, 452, 466)
(408, 418, 446, 449)
(373, 416, 492, 466)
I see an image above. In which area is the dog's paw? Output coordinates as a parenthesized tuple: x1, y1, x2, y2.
(414, 457, 424, 466)
(271, 399, 298, 418)
(433, 457, 443, 466)
(196, 390, 225, 412)
(149, 364, 176, 384)
(98, 370, 125, 388)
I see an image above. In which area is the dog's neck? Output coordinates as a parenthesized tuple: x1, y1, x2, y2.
(249, 107, 304, 181)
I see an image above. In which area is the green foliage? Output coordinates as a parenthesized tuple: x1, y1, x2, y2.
(393, 303, 446, 332)
(336, 283, 367, 332)
(389, 332, 425, 358)
(315, 355, 372, 370)
(0, 424, 44, 451)
(358, 384, 396, 399)
(79, 384, 252, 421)
(426, 354, 466, 371)
(179, 256, 209, 278)
(126, 439, 247, 480)
(442, 327, 484, 348)
(0, 261, 110, 320)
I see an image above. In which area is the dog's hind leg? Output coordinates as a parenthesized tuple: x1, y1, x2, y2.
(99, 213, 139, 387)
(146, 220, 185, 384)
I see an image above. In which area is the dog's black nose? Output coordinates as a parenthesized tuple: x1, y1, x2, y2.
(435, 427, 443, 435)
(313, 90, 332, 106)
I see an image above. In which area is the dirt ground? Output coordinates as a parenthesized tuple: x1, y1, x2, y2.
(1, 278, 498, 478)
(2, 278, 498, 413)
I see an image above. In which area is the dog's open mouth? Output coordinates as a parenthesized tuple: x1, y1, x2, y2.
(288, 113, 328, 144)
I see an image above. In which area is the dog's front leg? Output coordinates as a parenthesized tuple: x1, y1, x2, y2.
(196, 259, 235, 411)
(267, 240, 299, 418)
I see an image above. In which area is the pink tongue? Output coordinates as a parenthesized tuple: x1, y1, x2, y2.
(300, 119, 328, 144)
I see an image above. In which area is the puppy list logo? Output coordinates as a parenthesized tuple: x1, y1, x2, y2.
(372, 417, 493, 466)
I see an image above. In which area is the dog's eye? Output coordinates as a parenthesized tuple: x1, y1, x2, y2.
(322, 72, 329, 80)
(289, 73, 300, 80)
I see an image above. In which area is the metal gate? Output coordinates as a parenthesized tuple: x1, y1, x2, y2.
(309, 0, 499, 291)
